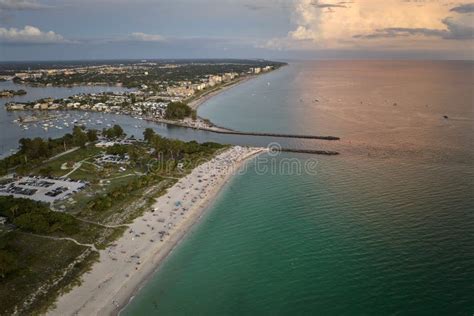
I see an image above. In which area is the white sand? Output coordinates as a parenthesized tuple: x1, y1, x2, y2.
(48, 146, 266, 316)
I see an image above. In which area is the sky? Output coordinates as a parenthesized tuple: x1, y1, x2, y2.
(0, 0, 473, 61)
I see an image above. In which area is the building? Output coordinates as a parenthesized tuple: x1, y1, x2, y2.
(222, 72, 238, 82)
(14, 73, 30, 80)
(166, 86, 195, 97)
(193, 83, 208, 91)
(208, 75, 223, 87)
(6, 103, 25, 110)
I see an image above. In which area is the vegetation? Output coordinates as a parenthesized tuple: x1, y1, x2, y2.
(0, 125, 228, 314)
(10, 60, 287, 89)
(105, 144, 128, 156)
(72, 126, 88, 147)
(0, 196, 112, 245)
(1, 135, 72, 176)
(102, 124, 125, 139)
(0, 231, 97, 315)
(164, 101, 193, 120)
(0, 196, 78, 235)
(86, 129, 98, 142)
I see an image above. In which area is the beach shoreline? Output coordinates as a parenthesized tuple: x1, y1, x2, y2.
(188, 75, 257, 111)
(48, 146, 267, 316)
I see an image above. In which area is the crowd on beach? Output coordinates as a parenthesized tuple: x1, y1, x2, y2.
(50, 146, 266, 315)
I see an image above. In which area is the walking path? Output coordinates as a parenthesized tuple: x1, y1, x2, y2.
(19, 231, 98, 252)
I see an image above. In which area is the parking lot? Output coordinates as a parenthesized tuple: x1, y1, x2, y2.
(95, 154, 130, 165)
(0, 176, 88, 204)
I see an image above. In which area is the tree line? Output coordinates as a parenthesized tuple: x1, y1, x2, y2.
(0, 124, 129, 176)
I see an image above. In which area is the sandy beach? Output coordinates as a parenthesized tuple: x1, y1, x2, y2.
(188, 75, 256, 111)
(48, 146, 267, 316)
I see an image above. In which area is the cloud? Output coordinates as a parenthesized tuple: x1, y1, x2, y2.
(450, 3, 474, 14)
(442, 17, 474, 39)
(311, 2, 347, 9)
(0, 0, 50, 11)
(127, 32, 165, 42)
(353, 18, 473, 40)
(353, 27, 444, 39)
(0, 25, 66, 44)
(262, 0, 474, 53)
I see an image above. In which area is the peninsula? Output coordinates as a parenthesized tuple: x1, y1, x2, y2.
(0, 59, 337, 315)
(0, 124, 265, 315)
(4, 60, 284, 132)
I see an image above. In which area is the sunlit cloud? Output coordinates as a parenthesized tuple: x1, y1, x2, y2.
(262, 0, 474, 55)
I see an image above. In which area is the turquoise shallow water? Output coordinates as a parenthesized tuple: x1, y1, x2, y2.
(124, 153, 473, 315)
(123, 61, 473, 315)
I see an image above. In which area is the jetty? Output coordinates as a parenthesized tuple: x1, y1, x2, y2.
(281, 148, 340, 155)
(198, 127, 340, 140)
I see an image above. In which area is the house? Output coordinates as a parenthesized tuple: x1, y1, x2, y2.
(8, 103, 25, 110)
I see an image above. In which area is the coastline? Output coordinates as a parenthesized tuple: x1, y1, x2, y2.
(48, 146, 267, 316)
(188, 75, 257, 111)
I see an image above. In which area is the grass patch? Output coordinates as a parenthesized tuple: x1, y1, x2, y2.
(0, 231, 95, 315)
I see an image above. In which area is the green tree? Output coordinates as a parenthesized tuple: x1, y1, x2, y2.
(86, 129, 98, 142)
(104, 124, 125, 139)
(143, 128, 155, 143)
(106, 144, 128, 157)
(165, 102, 192, 120)
(72, 126, 88, 147)
(14, 212, 49, 234)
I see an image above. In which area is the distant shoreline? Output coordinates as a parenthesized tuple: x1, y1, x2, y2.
(188, 74, 258, 111)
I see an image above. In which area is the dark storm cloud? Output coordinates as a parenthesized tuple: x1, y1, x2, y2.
(353, 27, 445, 39)
(310, 1, 347, 9)
(441, 17, 474, 39)
(353, 18, 474, 40)
(449, 3, 474, 14)
(316, 4, 347, 8)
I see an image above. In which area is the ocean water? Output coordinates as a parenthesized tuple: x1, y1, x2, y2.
(124, 153, 473, 315)
(123, 61, 474, 315)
